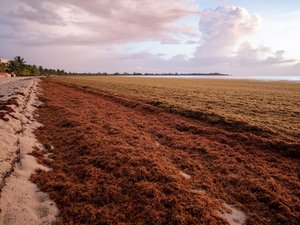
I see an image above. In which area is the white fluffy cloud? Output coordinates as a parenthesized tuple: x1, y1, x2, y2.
(235, 42, 295, 65)
(195, 5, 261, 57)
(190, 5, 298, 75)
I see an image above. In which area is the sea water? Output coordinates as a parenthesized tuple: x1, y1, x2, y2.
(130, 75, 300, 82)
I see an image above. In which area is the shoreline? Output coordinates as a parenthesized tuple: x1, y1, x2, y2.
(55, 75, 300, 82)
(0, 77, 58, 225)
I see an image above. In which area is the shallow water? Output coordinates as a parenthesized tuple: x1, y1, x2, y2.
(126, 75, 300, 82)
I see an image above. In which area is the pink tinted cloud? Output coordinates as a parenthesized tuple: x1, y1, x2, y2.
(0, 0, 198, 45)
(1, 1, 299, 75)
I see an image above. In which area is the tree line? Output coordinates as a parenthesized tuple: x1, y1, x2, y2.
(0, 56, 228, 77)
(0, 56, 67, 76)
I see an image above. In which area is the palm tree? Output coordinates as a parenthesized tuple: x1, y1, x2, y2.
(8, 56, 26, 76)
(8, 60, 17, 75)
(14, 56, 26, 66)
(38, 66, 43, 75)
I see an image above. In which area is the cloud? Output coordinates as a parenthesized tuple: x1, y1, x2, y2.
(188, 5, 298, 75)
(195, 5, 261, 57)
(3, 40, 298, 76)
(0, 0, 198, 45)
(8, 0, 65, 25)
(235, 42, 295, 65)
(0, 2, 299, 76)
(186, 40, 198, 45)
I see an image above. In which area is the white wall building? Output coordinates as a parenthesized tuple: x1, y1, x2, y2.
(0, 58, 10, 64)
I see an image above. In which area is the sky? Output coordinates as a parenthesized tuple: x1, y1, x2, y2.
(0, 0, 299, 75)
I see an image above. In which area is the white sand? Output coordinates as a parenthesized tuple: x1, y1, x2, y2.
(217, 202, 246, 225)
(0, 77, 58, 225)
(0, 77, 26, 86)
(179, 171, 192, 179)
(191, 189, 206, 194)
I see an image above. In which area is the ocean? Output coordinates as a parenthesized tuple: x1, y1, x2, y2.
(133, 75, 300, 82)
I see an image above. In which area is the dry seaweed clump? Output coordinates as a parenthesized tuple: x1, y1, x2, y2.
(57, 76, 300, 142)
(32, 79, 300, 225)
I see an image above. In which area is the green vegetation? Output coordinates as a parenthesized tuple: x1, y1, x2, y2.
(0, 56, 67, 76)
(57, 76, 300, 141)
(1, 56, 228, 77)
(8, 56, 26, 76)
(0, 63, 6, 73)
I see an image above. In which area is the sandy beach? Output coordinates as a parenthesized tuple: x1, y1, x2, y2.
(0, 77, 58, 225)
